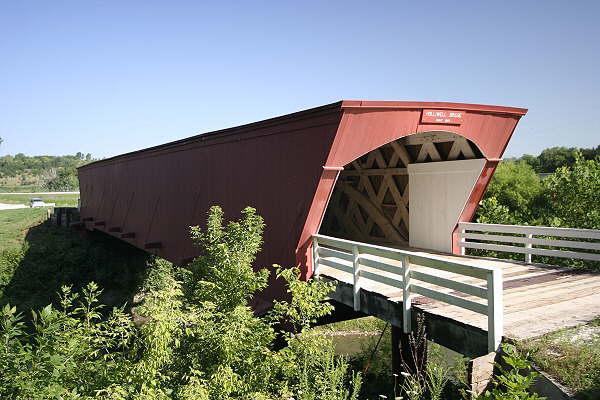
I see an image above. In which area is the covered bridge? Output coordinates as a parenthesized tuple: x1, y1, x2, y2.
(78, 100, 526, 311)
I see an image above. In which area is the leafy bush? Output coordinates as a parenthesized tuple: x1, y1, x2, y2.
(0, 206, 361, 399)
(482, 161, 543, 221)
(479, 344, 544, 400)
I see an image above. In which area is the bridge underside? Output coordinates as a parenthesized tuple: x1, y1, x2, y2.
(319, 249, 600, 359)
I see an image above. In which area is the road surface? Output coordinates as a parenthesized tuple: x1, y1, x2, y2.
(0, 203, 29, 210)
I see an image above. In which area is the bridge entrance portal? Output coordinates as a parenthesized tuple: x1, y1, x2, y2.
(320, 131, 485, 253)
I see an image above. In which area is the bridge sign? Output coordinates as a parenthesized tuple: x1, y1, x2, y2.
(421, 109, 465, 125)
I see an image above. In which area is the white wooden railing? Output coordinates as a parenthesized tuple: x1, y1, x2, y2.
(312, 234, 503, 352)
(458, 222, 600, 263)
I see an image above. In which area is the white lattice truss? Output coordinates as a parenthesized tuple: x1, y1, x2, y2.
(322, 132, 481, 246)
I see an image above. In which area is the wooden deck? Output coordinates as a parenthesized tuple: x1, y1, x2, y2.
(319, 249, 600, 354)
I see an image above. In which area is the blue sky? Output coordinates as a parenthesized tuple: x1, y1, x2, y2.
(1, 0, 598, 158)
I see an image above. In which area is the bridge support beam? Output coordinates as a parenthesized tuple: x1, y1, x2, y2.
(467, 351, 499, 396)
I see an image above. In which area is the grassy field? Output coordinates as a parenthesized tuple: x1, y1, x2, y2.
(0, 192, 79, 206)
(519, 318, 600, 399)
(0, 210, 150, 314)
(0, 184, 45, 193)
(0, 208, 48, 251)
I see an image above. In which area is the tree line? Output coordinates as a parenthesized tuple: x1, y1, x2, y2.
(0, 152, 94, 191)
(506, 145, 600, 173)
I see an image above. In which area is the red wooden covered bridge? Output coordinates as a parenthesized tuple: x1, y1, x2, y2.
(79, 100, 523, 308)
(78, 101, 600, 391)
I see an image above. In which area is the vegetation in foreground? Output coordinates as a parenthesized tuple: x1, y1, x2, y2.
(1, 206, 362, 399)
(0, 207, 545, 399)
(518, 318, 600, 400)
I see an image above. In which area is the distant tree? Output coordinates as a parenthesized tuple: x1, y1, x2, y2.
(580, 145, 600, 161)
(85, 153, 92, 161)
(75, 151, 83, 160)
(44, 168, 78, 191)
(540, 155, 600, 229)
(519, 154, 540, 171)
(536, 146, 578, 173)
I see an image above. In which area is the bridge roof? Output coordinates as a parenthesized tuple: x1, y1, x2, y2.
(80, 100, 527, 171)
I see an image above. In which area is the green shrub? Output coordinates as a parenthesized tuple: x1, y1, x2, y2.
(0, 206, 361, 399)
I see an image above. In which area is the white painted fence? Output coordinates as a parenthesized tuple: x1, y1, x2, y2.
(312, 234, 503, 352)
(458, 222, 600, 263)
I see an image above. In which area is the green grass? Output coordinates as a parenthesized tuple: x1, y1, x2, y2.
(0, 193, 79, 206)
(0, 215, 150, 313)
(0, 208, 48, 251)
(0, 184, 45, 193)
(518, 318, 600, 399)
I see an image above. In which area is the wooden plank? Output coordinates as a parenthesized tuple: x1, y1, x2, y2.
(404, 131, 458, 145)
(503, 274, 600, 301)
(312, 236, 319, 276)
(409, 254, 491, 279)
(318, 246, 353, 262)
(411, 270, 488, 299)
(315, 234, 494, 278)
(341, 167, 408, 176)
(461, 232, 600, 251)
(505, 281, 600, 313)
(462, 241, 600, 262)
(360, 256, 404, 275)
(360, 269, 404, 289)
(416, 142, 442, 162)
(487, 268, 503, 352)
(339, 182, 406, 243)
(411, 284, 488, 315)
(353, 245, 360, 311)
(315, 235, 358, 251)
(318, 257, 353, 274)
(447, 137, 476, 160)
(390, 140, 412, 166)
(459, 222, 600, 240)
(504, 294, 600, 339)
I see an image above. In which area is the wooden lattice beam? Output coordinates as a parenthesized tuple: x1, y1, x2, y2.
(322, 132, 480, 246)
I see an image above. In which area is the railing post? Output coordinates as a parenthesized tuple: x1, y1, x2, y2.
(460, 224, 466, 256)
(487, 268, 503, 353)
(402, 255, 412, 333)
(352, 245, 361, 311)
(525, 233, 533, 263)
(312, 236, 320, 277)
